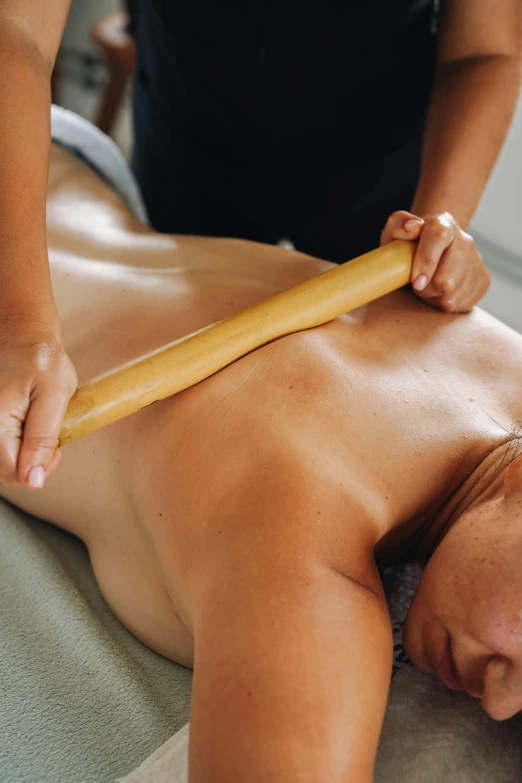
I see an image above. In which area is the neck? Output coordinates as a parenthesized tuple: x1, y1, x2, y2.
(414, 434, 522, 565)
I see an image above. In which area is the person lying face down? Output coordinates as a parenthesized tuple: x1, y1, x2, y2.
(403, 435, 522, 714)
(3, 144, 522, 783)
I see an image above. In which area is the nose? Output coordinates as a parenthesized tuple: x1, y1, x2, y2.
(481, 657, 522, 721)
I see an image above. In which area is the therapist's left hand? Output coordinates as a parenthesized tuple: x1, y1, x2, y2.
(380, 210, 491, 313)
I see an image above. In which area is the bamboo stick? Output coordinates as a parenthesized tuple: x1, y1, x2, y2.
(58, 239, 414, 446)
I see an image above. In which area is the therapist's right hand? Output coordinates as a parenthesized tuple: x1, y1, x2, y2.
(0, 336, 77, 490)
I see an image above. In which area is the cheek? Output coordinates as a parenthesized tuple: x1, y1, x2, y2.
(424, 529, 503, 621)
(409, 546, 479, 637)
(416, 550, 462, 619)
(474, 597, 522, 653)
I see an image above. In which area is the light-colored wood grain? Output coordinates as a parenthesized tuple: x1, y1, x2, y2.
(58, 240, 414, 446)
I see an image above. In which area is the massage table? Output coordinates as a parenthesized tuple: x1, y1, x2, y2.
(3, 498, 521, 783)
(1, 107, 522, 782)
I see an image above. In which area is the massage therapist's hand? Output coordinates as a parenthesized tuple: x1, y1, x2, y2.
(0, 333, 77, 490)
(380, 210, 491, 312)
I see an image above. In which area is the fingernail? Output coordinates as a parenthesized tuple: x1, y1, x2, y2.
(414, 275, 428, 291)
(27, 466, 45, 489)
(405, 219, 423, 231)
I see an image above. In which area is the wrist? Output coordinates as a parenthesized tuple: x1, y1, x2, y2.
(410, 199, 471, 232)
(0, 309, 62, 347)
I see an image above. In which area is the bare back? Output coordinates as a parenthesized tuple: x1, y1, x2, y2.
(4, 145, 522, 664)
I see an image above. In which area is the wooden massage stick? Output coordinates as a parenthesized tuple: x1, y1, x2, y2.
(57, 239, 415, 447)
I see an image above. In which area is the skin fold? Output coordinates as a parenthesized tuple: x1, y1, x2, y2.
(3, 146, 522, 781)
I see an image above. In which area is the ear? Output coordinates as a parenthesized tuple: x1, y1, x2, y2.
(504, 452, 522, 497)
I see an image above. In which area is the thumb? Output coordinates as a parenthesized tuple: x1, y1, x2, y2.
(381, 210, 424, 245)
(17, 388, 70, 488)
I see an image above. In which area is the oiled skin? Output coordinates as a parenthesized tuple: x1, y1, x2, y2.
(3, 144, 521, 660)
(3, 146, 522, 781)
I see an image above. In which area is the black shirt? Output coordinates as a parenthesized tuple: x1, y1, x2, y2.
(132, 1, 438, 259)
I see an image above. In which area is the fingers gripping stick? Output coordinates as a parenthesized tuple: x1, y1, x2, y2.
(58, 240, 415, 447)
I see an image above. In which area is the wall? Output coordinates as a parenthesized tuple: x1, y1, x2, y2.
(471, 96, 522, 258)
(470, 93, 522, 334)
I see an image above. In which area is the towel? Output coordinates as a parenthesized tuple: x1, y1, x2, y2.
(50, 104, 148, 225)
(0, 502, 192, 783)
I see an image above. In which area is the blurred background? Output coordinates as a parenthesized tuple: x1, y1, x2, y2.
(54, 0, 522, 332)
(53, 0, 133, 156)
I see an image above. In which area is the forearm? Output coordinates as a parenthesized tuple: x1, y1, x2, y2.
(412, 54, 522, 229)
(0, 22, 59, 336)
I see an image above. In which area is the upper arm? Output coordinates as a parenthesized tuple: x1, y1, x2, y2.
(159, 337, 393, 779)
(183, 457, 392, 783)
(190, 555, 392, 783)
(437, 0, 522, 65)
(0, 0, 72, 71)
